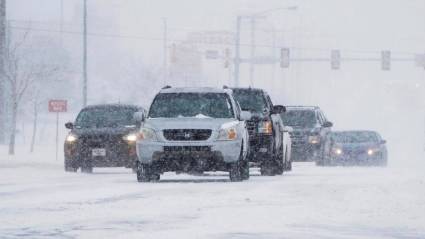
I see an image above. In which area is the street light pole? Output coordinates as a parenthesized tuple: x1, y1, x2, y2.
(82, 0, 87, 107)
(234, 16, 241, 87)
(162, 18, 167, 86)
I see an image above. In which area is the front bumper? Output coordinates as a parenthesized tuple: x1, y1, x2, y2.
(64, 142, 137, 168)
(137, 140, 242, 165)
(247, 134, 274, 162)
(327, 153, 385, 166)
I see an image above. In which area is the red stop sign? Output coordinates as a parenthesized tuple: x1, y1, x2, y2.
(48, 100, 67, 113)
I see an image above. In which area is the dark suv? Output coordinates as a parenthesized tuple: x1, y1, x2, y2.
(231, 88, 289, 175)
(281, 106, 333, 162)
(64, 104, 146, 173)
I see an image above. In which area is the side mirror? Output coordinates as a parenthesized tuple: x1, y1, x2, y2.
(133, 111, 145, 123)
(283, 126, 293, 133)
(65, 122, 74, 129)
(323, 121, 333, 128)
(380, 140, 387, 144)
(272, 105, 286, 114)
(240, 111, 252, 121)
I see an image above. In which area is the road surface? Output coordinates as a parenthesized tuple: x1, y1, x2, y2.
(1, 155, 424, 238)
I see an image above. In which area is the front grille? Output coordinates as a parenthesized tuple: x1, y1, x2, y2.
(246, 121, 257, 135)
(164, 146, 211, 152)
(163, 129, 212, 141)
(80, 134, 124, 147)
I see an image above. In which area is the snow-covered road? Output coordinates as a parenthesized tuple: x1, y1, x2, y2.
(1, 157, 424, 239)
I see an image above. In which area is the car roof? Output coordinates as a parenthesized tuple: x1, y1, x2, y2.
(83, 104, 141, 110)
(286, 106, 320, 110)
(160, 87, 232, 94)
(331, 130, 378, 135)
(231, 87, 264, 93)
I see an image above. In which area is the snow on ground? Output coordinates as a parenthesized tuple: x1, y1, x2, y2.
(1, 147, 425, 239)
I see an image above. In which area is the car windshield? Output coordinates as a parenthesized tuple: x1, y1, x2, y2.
(232, 90, 267, 113)
(149, 93, 234, 118)
(281, 110, 317, 127)
(75, 107, 136, 128)
(331, 132, 379, 143)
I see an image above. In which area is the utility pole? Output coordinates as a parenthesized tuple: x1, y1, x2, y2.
(234, 16, 241, 87)
(0, 0, 6, 144)
(249, 17, 256, 86)
(82, 0, 87, 107)
(162, 18, 167, 86)
(60, 0, 63, 43)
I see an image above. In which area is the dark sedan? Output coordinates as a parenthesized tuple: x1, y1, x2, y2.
(64, 104, 145, 173)
(318, 131, 388, 166)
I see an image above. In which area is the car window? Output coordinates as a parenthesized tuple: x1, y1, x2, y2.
(281, 110, 317, 127)
(331, 132, 380, 143)
(75, 107, 136, 128)
(232, 90, 267, 114)
(149, 93, 235, 119)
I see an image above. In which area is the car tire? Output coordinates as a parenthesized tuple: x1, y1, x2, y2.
(260, 160, 276, 176)
(241, 159, 250, 180)
(64, 160, 78, 172)
(229, 161, 243, 182)
(136, 161, 159, 182)
(81, 160, 93, 173)
(284, 148, 292, 171)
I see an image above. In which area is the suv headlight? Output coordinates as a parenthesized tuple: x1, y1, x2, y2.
(308, 135, 321, 144)
(137, 128, 158, 141)
(123, 133, 138, 142)
(217, 127, 237, 141)
(258, 121, 272, 134)
(65, 133, 78, 143)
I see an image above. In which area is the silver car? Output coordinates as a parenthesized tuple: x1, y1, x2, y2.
(135, 87, 252, 182)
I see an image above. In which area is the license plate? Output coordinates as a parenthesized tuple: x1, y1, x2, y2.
(92, 148, 106, 157)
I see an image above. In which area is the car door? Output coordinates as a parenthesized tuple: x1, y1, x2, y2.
(266, 94, 283, 151)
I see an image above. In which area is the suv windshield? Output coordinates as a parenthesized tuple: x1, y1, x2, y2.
(75, 107, 136, 128)
(149, 93, 234, 118)
(331, 132, 379, 143)
(282, 110, 317, 127)
(232, 90, 267, 113)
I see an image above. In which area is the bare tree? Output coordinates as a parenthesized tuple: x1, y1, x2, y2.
(2, 31, 61, 155)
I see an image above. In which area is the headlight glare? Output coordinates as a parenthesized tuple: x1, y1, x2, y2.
(308, 135, 321, 144)
(333, 148, 343, 155)
(258, 121, 273, 134)
(66, 134, 77, 143)
(123, 133, 138, 142)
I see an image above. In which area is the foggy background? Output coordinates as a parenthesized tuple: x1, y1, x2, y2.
(4, 0, 425, 165)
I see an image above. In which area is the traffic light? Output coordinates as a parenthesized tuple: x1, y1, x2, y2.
(381, 50, 391, 71)
(331, 50, 340, 70)
(280, 48, 290, 68)
(224, 48, 231, 68)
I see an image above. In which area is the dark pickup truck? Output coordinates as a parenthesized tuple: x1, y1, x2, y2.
(231, 87, 291, 175)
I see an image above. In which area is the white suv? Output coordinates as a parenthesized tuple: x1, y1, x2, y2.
(135, 87, 252, 182)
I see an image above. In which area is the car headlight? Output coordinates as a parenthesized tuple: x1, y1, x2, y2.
(308, 135, 321, 144)
(123, 133, 138, 142)
(65, 133, 78, 143)
(333, 147, 343, 155)
(137, 128, 158, 141)
(258, 121, 272, 134)
(367, 148, 379, 156)
(217, 127, 237, 141)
